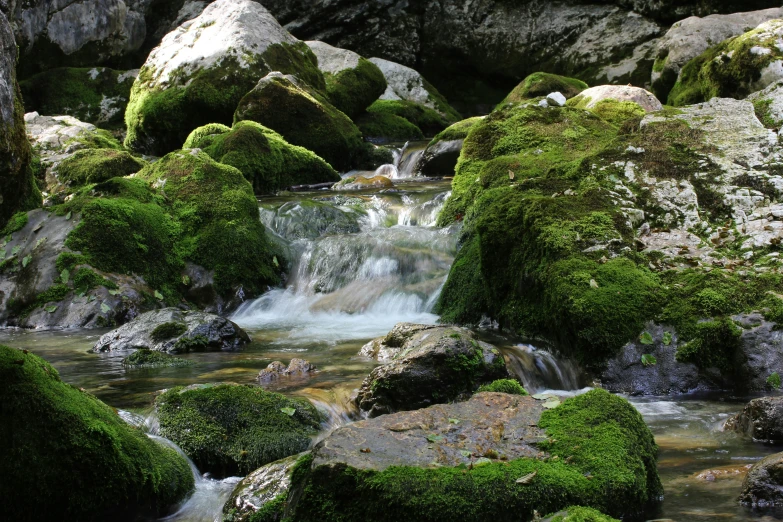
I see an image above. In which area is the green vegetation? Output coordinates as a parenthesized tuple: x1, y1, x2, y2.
(122, 348, 193, 368)
(357, 110, 424, 142)
(323, 57, 387, 118)
(2, 211, 28, 235)
(150, 321, 188, 342)
(477, 379, 528, 395)
(55, 148, 146, 187)
(234, 73, 364, 172)
(287, 389, 660, 521)
(186, 121, 338, 194)
(429, 116, 484, 146)
(544, 506, 620, 522)
(501, 73, 588, 105)
(0, 345, 194, 521)
(364, 99, 455, 137)
(156, 384, 321, 476)
(768, 372, 782, 389)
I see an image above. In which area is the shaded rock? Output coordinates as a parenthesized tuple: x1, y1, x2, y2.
(0, 345, 194, 521)
(234, 72, 364, 172)
(739, 452, 783, 506)
(92, 308, 250, 353)
(355, 324, 508, 417)
(416, 117, 483, 176)
(726, 396, 783, 442)
(156, 383, 321, 476)
(25, 112, 122, 161)
(125, 0, 325, 156)
(333, 174, 394, 191)
(258, 358, 318, 383)
(571, 85, 663, 112)
(222, 453, 303, 522)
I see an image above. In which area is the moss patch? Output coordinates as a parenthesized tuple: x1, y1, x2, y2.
(156, 384, 321, 476)
(55, 148, 146, 187)
(323, 57, 387, 119)
(151, 321, 188, 342)
(0, 345, 194, 521)
(356, 111, 424, 142)
(122, 348, 193, 369)
(502, 73, 588, 105)
(429, 116, 484, 146)
(365, 99, 455, 137)
(477, 379, 528, 395)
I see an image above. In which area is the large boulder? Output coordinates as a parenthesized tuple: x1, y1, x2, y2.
(669, 19, 783, 106)
(124, 0, 325, 156)
(0, 345, 194, 521)
(184, 120, 339, 194)
(306, 40, 387, 119)
(156, 383, 321, 477)
(651, 8, 783, 102)
(92, 308, 251, 353)
(355, 324, 509, 417)
(739, 452, 783, 506)
(726, 396, 783, 442)
(20, 67, 138, 129)
(0, 13, 40, 229)
(277, 389, 661, 521)
(569, 85, 664, 112)
(234, 72, 364, 172)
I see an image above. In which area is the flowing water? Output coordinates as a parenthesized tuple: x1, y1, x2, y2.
(3, 176, 783, 521)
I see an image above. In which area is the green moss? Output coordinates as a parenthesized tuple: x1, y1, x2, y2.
(429, 116, 484, 146)
(545, 506, 619, 522)
(501, 73, 588, 105)
(66, 128, 123, 151)
(288, 390, 659, 521)
(365, 99, 454, 137)
(323, 57, 387, 119)
(151, 322, 188, 342)
(187, 120, 338, 194)
(477, 379, 528, 395)
(1, 211, 28, 235)
(72, 267, 118, 293)
(156, 384, 321, 476)
(122, 348, 193, 369)
(753, 96, 780, 129)
(183, 123, 231, 149)
(55, 148, 146, 187)
(234, 73, 365, 172)
(356, 111, 424, 142)
(578, 100, 646, 126)
(19, 67, 136, 129)
(0, 345, 194, 521)
(55, 251, 88, 273)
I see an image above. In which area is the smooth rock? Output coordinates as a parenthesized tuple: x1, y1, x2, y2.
(573, 85, 663, 112)
(726, 396, 783, 442)
(222, 453, 303, 522)
(546, 92, 567, 107)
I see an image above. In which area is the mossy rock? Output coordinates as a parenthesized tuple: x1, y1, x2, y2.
(668, 19, 783, 106)
(122, 348, 193, 368)
(502, 72, 588, 104)
(156, 383, 321, 477)
(356, 110, 425, 142)
(542, 506, 620, 522)
(477, 378, 528, 395)
(0, 345, 194, 521)
(364, 99, 454, 137)
(54, 148, 146, 187)
(234, 73, 365, 172)
(285, 389, 660, 521)
(429, 116, 484, 146)
(20, 67, 137, 129)
(185, 120, 339, 194)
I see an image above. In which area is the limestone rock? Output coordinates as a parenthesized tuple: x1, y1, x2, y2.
(726, 396, 783, 442)
(92, 308, 251, 353)
(572, 85, 663, 112)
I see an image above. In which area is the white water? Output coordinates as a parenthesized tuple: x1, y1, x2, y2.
(502, 343, 583, 393)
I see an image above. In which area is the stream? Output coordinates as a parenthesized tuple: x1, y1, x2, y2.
(2, 149, 783, 521)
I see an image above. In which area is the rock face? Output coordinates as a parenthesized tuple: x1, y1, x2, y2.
(739, 452, 783, 506)
(726, 396, 783, 442)
(92, 308, 251, 353)
(234, 72, 364, 172)
(282, 389, 660, 521)
(222, 453, 303, 522)
(570, 85, 664, 112)
(0, 12, 40, 229)
(355, 324, 508, 417)
(125, 0, 324, 156)
(651, 8, 783, 102)
(0, 345, 194, 521)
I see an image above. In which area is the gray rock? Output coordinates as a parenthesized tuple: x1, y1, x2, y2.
(546, 92, 567, 107)
(748, 80, 783, 128)
(258, 358, 317, 384)
(573, 85, 664, 112)
(368, 57, 457, 119)
(222, 453, 303, 522)
(92, 308, 251, 353)
(355, 324, 508, 417)
(739, 452, 783, 506)
(726, 396, 783, 442)
(417, 139, 463, 177)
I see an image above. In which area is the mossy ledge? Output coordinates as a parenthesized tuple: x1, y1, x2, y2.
(0, 345, 194, 521)
(283, 389, 660, 521)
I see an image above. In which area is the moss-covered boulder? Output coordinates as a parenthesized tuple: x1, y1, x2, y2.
(53, 148, 146, 188)
(124, 0, 325, 156)
(355, 324, 508, 417)
(0, 345, 194, 521)
(20, 67, 138, 129)
(417, 116, 484, 176)
(356, 109, 425, 143)
(542, 507, 619, 522)
(359, 99, 454, 139)
(668, 19, 783, 106)
(0, 13, 41, 229)
(281, 389, 660, 521)
(184, 120, 339, 194)
(156, 383, 321, 477)
(568, 85, 663, 113)
(502, 72, 588, 104)
(333, 174, 394, 191)
(306, 41, 387, 119)
(234, 72, 364, 172)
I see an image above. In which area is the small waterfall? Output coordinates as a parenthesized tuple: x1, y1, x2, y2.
(501, 344, 582, 393)
(374, 163, 400, 179)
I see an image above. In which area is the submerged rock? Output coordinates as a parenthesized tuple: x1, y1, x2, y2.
(122, 348, 193, 369)
(156, 383, 321, 476)
(0, 345, 194, 521)
(726, 396, 783, 442)
(355, 324, 508, 417)
(333, 175, 394, 191)
(93, 308, 250, 353)
(258, 359, 318, 384)
(739, 452, 783, 506)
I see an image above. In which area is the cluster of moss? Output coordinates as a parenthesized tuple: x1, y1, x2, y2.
(501, 73, 588, 105)
(2, 211, 28, 236)
(151, 321, 188, 342)
(156, 384, 321, 476)
(20, 67, 136, 128)
(286, 389, 660, 521)
(125, 42, 325, 156)
(55, 148, 146, 187)
(0, 345, 194, 521)
(323, 57, 387, 119)
(429, 116, 484, 145)
(234, 73, 364, 172)
(361, 100, 456, 139)
(122, 348, 193, 369)
(185, 121, 338, 194)
(543, 506, 619, 522)
(477, 379, 528, 395)
(668, 21, 783, 106)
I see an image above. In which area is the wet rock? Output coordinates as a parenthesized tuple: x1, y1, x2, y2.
(258, 359, 318, 383)
(121, 348, 193, 369)
(222, 453, 303, 522)
(333, 175, 394, 191)
(416, 117, 483, 176)
(92, 308, 251, 353)
(726, 396, 783, 442)
(571, 85, 664, 112)
(359, 322, 442, 361)
(739, 452, 783, 506)
(355, 324, 508, 417)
